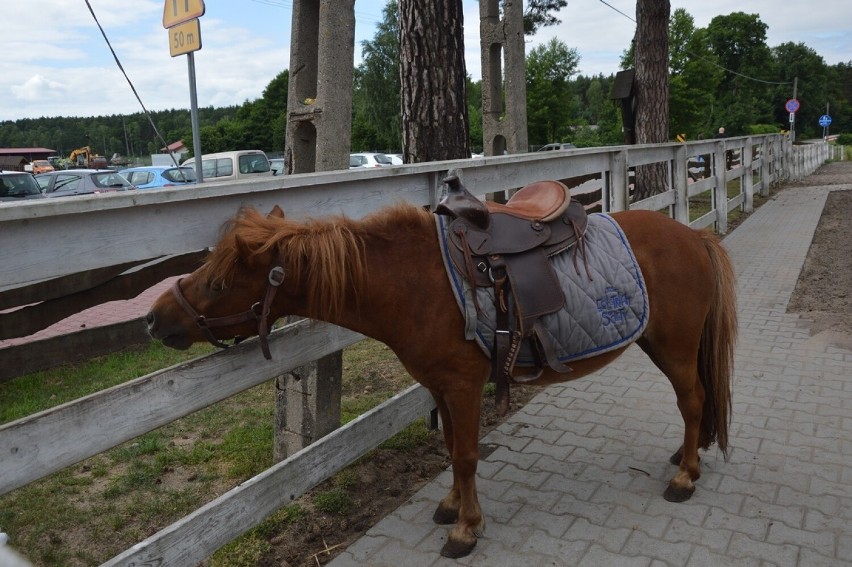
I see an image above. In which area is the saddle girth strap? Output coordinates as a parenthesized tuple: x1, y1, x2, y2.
(489, 258, 521, 417)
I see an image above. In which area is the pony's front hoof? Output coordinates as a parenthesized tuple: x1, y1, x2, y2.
(441, 536, 477, 558)
(432, 503, 458, 525)
(663, 483, 696, 503)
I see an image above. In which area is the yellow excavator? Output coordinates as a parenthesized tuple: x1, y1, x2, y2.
(67, 146, 109, 169)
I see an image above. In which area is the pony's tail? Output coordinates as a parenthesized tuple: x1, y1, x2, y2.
(698, 233, 737, 459)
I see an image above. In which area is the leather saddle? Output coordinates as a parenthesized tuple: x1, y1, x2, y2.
(436, 175, 589, 415)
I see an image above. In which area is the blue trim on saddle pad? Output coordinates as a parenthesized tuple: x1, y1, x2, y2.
(436, 213, 649, 366)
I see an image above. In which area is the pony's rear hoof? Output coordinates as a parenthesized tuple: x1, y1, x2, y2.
(432, 504, 458, 525)
(669, 448, 700, 466)
(441, 537, 477, 558)
(663, 484, 695, 503)
(669, 448, 683, 465)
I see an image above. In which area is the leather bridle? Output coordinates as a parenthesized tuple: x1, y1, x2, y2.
(169, 265, 286, 360)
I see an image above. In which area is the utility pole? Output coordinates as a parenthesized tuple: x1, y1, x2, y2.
(790, 77, 798, 143)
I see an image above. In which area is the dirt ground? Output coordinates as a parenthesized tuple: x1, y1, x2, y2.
(786, 161, 852, 346)
(261, 161, 852, 567)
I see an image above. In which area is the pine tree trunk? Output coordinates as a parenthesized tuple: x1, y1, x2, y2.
(399, 0, 470, 162)
(633, 0, 670, 201)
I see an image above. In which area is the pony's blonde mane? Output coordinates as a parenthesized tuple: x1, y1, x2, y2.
(199, 203, 433, 321)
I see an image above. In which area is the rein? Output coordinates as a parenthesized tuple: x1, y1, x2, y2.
(170, 265, 286, 360)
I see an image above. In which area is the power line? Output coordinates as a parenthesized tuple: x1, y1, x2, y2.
(83, 0, 176, 164)
(595, 0, 791, 86)
(598, 0, 634, 23)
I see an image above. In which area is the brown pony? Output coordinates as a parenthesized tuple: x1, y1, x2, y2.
(147, 202, 737, 558)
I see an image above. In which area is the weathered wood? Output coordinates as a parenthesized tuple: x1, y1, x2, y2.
(0, 259, 145, 311)
(0, 320, 363, 495)
(0, 252, 205, 339)
(273, 351, 343, 460)
(0, 319, 150, 384)
(101, 383, 435, 567)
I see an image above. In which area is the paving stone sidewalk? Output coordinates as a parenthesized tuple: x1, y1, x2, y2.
(331, 184, 852, 566)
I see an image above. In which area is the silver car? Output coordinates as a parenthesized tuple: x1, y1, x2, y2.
(0, 170, 46, 202)
(35, 169, 136, 197)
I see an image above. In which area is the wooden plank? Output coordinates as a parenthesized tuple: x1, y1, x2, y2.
(727, 193, 745, 213)
(630, 189, 675, 213)
(0, 320, 364, 495)
(0, 260, 145, 311)
(0, 319, 151, 384)
(0, 137, 786, 293)
(690, 210, 716, 230)
(626, 143, 678, 167)
(0, 252, 205, 339)
(102, 383, 435, 567)
(687, 177, 714, 197)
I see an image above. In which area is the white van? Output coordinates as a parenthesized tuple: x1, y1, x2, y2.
(182, 150, 272, 183)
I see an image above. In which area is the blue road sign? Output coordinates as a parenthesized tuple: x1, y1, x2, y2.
(819, 115, 832, 127)
(785, 98, 800, 113)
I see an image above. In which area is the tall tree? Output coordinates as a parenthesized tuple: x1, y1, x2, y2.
(705, 12, 774, 133)
(354, 1, 401, 152)
(771, 42, 830, 138)
(525, 38, 580, 145)
(633, 0, 670, 200)
(523, 0, 568, 34)
(399, 0, 470, 162)
(668, 9, 722, 138)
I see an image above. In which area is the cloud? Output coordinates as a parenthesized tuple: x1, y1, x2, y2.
(11, 75, 68, 102)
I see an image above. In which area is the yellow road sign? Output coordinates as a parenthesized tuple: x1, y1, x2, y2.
(168, 18, 202, 57)
(163, 0, 205, 28)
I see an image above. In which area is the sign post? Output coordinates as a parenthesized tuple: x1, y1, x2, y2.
(785, 98, 799, 143)
(819, 114, 832, 138)
(164, 0, 205, 182)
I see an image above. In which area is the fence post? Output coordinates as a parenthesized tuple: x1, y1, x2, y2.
(609, 149, 629, 212)
(274, 351, 343, 460)
(713, 141, 728, 234)
(760, 138, 770, 196)
(743, 137, 754, 213)
(671, 145, 689, 223)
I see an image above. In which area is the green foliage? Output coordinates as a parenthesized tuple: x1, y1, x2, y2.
(379, 420, 434, 451)
(523, 0, 569, 35)
(352, 1, 401, 153)
(749, 124, 782, 134)
(313, 488, 351, 515)
(836, 133, 852, 145)
(526, 38, 580, 145)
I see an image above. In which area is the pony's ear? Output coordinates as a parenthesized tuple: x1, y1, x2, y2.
(268, 205, 285, 219)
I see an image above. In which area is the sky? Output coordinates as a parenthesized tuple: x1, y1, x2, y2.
(2, 0, 851, 123)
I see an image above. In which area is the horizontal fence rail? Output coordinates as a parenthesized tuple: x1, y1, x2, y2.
(0, 135, 834, 565)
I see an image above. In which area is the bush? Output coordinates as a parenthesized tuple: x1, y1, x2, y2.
(748, 124, 782, 135)
(835, 133, 852, 145)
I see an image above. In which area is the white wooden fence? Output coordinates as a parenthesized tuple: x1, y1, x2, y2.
(0, 135, 830, 565)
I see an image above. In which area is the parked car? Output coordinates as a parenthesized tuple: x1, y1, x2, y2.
(349, 153, 393, 168)
(30, 160, 55, 174)
(537, 142, 577, 151)
(121, 165, 197, 189)
(35, 169, 136, 197)
(269, 158, 285, 175)
(387, 154, 404, 165)
(0, 170, 45, 202)
(182, 150, 271, 183)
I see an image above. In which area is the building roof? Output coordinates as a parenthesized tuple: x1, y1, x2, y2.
(160, 140, 187, 153)
(0, 147, 56, 155)
(0, 156, 28, 167)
